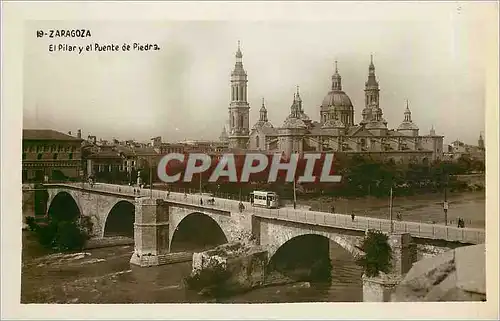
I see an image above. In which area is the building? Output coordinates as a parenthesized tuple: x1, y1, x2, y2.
(444, 133, 485, 162)
(227, 41, 251, 150)
(222, 43, 445, 163)
(22, 129, 83, 182)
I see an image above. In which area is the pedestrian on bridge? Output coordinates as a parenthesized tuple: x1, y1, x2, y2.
(331, 205, 335, 213)
(351, 213, 355, 222)
(200, 198, 203, 206)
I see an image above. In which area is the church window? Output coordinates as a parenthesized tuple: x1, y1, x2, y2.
(239, 115, 244, 128)
(256, 136, 259, 148)
(37, 153, 42, 160)
(53, 153, 58, 160)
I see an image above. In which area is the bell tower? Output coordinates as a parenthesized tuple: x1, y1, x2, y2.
(361, 54, 380, 125)
(228, 41, 250, 149)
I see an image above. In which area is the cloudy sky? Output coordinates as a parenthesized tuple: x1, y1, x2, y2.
(23, 2, 493, 145)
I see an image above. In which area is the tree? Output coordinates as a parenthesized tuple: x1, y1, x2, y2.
(357, 230, 392, 277)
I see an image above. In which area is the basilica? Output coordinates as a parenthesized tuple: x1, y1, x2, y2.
(220, 43, 444, 163)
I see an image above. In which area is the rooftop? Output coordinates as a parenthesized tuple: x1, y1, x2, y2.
(23, 129, 82, 141)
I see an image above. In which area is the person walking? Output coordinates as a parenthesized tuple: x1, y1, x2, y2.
(351, 214, 355, 222)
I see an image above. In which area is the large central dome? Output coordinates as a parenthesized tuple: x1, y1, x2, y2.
(319, 61, 355, 127)
(321, 90, 353, 109)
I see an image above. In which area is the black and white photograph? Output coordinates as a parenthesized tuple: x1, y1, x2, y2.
(1, 1, 498, 319)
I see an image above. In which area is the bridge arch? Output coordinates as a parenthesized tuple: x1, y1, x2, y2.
(103, 200, 135, 238)
(47, 191, 82, 222)
(169, 212, 228, 253)
(267, 232, 364, 283)
(267, 229, 364, 261)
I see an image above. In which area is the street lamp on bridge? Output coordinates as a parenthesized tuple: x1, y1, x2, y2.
(443, 174, 449, 226)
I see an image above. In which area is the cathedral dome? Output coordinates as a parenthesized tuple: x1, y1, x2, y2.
(321, 90, 353, 109)
(321, 118, 345, 129)
(397, 101, 419, 131)
(397, 122, 419, 131)
(282, 116, 307, 129)
(253, 121, 274, 130)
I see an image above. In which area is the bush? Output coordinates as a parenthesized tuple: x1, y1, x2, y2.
(55, 221, 88, 251)
(36, 222, 59, 247)
(357, 230, 392, 277)
(28, 217, 89, 251)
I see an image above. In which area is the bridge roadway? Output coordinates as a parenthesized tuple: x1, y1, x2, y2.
(47, 182, 485, 245)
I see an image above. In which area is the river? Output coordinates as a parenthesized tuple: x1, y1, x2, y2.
(21, 231, 362, 303)
(21, 191, 485, 303)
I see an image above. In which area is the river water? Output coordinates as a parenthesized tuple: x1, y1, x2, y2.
(21, 232, 362, 303)
(21, 191, 485, 303)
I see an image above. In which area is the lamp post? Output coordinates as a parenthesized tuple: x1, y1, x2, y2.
(149, 156, 153, 199)
(443, 175, 448, 226)
(389, 185, 394, 233)
(199, 172, 202, 195)
(293, 178, 297, 209)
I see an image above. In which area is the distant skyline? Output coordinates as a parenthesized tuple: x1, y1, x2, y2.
(23, 3, 490, 146)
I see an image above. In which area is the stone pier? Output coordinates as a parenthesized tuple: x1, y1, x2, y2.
(363, 232, 415, 302)
(130, 197, 170, 267)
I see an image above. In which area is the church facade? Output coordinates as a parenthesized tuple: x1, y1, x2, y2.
(222, 44, 444, 164)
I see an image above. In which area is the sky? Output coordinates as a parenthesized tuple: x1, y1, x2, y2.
(23, 2, 493, 145)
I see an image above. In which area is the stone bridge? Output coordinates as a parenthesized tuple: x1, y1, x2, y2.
(38, 183, 485, 272)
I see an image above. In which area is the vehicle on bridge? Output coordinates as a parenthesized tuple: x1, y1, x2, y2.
(251, 191, 280, 209)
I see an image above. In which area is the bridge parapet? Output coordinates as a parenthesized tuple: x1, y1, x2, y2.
(44, 183, 485, 245)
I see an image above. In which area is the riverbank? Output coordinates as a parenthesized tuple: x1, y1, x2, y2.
(21, 231, 362, 303)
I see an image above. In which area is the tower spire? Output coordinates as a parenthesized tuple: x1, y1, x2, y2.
(259, 97, 268, 122)
(228, 40, 250, 149)
(235, 40, 243, 59)
(331, 61, 342, 91)
(364, 53, 380, 115)
(404, 99, 412, 122)
(295, 85, 302, 101)
(369, 53, 375, 74)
